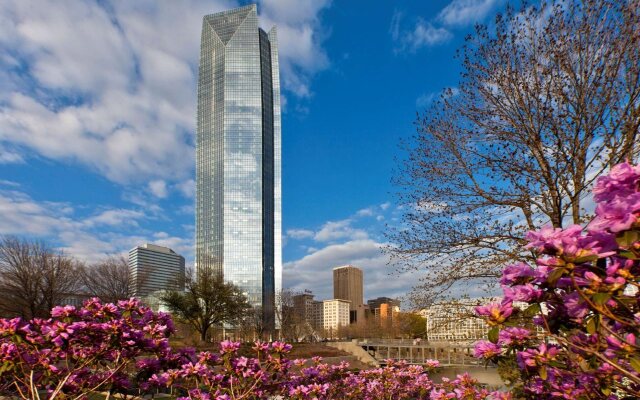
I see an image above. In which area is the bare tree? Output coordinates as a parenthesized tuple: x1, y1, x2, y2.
(80, 255, 137, 303)
(0, 236, 81, 318)
(275, 289, 300, 340)
(237, 306, 267, 341)
(387, 0, 640, 306)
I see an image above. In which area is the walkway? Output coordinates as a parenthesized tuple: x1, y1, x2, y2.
(356, 339, 487, 368)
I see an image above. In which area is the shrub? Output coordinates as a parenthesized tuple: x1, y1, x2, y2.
(0, 298, 505, 399)
(475, 162, 640, 399)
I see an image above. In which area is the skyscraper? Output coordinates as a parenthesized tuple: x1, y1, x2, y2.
(333, 265, 364, 323)
(196, 4, 282, 331)
(129, 243, 186, 298)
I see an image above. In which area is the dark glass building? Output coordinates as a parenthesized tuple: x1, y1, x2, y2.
(196, 4, 282, 331)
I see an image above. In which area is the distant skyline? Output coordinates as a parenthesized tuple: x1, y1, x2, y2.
(0, 0, 508, 301)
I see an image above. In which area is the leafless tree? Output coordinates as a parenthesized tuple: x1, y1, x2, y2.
(80, 255, 138, 303)
(275, 288, 303, 340)
(0, 236, 81, 318)
(387, 0, 640, 306)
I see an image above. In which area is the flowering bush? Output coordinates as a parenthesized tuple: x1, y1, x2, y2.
(0, 298, 178, 398)
(0, 298, 507, 399)
(143, 342, 505, 400)
(474, 162, 640, 398)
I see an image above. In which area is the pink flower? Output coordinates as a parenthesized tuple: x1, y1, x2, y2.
(473, 341, 502, 359)
(51, 305, 76, 318)
(593, 162, 640, 203)
(606, 333, 636, 353)
(498, 327, 531, 347)
(503, 284, 542, 303)
(270, 341, 292, 353)
(475, 301, 514, 325)
(516, 343, 560, 369)
(219, 340, 241, 354)
(562, 292, 589, 320)
(500, 262, 535, 285)
(590, 194, 640, 233)
(526, 225, 616, 259)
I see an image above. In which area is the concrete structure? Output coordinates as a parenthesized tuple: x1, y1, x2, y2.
(333, 265, 363, 323)
(196, 4, 282, 332)
(322, 299, 350, 335)
(128, 244, 185, 298)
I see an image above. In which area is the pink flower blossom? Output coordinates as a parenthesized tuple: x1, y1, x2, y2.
(473, 341, 502, 359)
(475, 301, 514, 325)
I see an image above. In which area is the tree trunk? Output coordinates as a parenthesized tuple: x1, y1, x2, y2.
(200, 327, 208, 342)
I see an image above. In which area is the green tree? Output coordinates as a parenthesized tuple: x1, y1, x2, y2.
(161, 269, 251, 342)
(396, 312, 427, 338)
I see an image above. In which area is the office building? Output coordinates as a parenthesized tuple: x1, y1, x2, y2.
(128, 243, 186, 298)
(322, 299, 350, 335)
(367, 297, 401, 311)
(293, 290, 323, 329)
(196, 4, 282, 331)
(333, 265, 363, 322)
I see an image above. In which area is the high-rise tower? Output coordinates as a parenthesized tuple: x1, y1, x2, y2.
(196, 4, 282, 331)
(333, 265, 364, 323)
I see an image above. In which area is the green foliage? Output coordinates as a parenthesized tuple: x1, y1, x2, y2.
(161, 269, 251, 341)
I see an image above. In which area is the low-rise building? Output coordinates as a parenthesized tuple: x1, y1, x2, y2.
(425, 298, 507, 343)
(368, 297, 401, 326)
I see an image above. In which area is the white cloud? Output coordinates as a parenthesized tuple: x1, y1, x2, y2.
(407, 20, 452, 49)
(356, 207, 375, 217)
(0, 144, 24, 164)
(0, 0, 331, 185)
(149, 180, 168, 198)
(416, 92, 438, 109)
(416, 87, 460, 109)
(83, 209, 144, 227)
(0, 189, 192, 264)
(391, 12, 452, 53)
(0, 180, 20, 187)
(258, 0, 331, 97)
(314, 219, 369, 242)
(176, 179, 195, 199)
(286, 229, 315, 240)
(438, 0, 502, 27)
(0, 190, 77, 236)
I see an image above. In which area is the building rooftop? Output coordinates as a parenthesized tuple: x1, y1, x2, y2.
(131, 243, 178, 255)
(332, 265, 361, 271)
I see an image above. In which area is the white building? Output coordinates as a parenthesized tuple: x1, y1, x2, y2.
(128, 243, 185, 299)
(322, 299, 350, 334)
(425, 297, 530, 343)
(424, 298, 498, 343)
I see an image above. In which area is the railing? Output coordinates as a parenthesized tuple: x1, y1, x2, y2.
(355, 339, 487, 367)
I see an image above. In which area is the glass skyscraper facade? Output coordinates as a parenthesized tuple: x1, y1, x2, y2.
(196, 4, 282, 331)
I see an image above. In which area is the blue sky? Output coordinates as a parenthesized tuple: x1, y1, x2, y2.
(0, 0, 507, 303)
